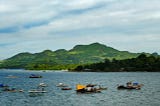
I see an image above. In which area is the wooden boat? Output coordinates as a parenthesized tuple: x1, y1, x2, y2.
(117, 85, 141, 90)
(6, 75, 18, 78)
(97, 87, 107, 90)
(28, 89, 47, 93)
(0, 84, 9, 88)
(117, 82, 143, 90)
(76, 84, 101, 93)
(61, 87, 72, 90)
(29, 74, 42, 78)
(2, 87, 24, 92)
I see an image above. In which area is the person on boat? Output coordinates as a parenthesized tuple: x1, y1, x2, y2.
(42, 87, 44, 91)
(86, 87, 92, 92)
(126, 81, 133, 88)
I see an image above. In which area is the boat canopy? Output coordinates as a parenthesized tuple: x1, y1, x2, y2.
(76, 84, 86, 90)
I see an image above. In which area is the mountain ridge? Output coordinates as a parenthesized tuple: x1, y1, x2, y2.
(0, 42, 152, 70)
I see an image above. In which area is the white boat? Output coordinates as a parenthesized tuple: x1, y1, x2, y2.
(28, 89, 47, 93)
(56, 83, 68, 87)
(39, 83, 47, 87)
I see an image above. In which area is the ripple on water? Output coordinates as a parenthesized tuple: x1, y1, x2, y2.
(0, 70, 160, 106)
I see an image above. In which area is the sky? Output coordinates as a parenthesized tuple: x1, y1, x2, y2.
(0, 0, 160, 60)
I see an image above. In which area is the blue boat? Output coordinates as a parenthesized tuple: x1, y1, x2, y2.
(0, 84, 9, 88)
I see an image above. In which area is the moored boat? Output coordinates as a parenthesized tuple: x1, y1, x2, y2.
(6, 75, 18, 78)
(56, 83, 68, 87)
(117, 82, 143, 90)
(39, 83, 47, 87)
(61, 87, 72, 90)
(117, 85, 141, 90)
(28, 90, 47, 93)
(76, 84, 101, 93)
(0, 84, 9, 88)
(2, 87, 24, 92)
(29, 74, 42, 78)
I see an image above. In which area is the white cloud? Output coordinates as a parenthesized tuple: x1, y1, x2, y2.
(0, 0, 160, 59)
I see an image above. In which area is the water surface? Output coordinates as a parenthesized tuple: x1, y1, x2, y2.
(0, 69, 160, 106)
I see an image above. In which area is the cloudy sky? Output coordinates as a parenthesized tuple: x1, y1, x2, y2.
(0, 0, 160, 60)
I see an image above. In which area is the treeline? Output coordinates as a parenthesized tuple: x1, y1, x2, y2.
(0, 61, 78, 70)
(25, 64, 78, 70)
(74, 54, 160, 72)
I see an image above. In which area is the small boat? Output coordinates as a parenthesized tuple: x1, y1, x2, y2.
(117, 82, 143, 90)
(61, 87, 72, 90)
(6, 75, 18, 78)
(117, 85, 141, 90)
(29, 74, 42, 78)
(97, 85, 107, 90)
(76, 84, 101, 93)
(2, 88, 17, 92)
(0, 84, 9, 88)
(28, 86, 47, 93)
(39, 83, 47, 87)
(28, 89, 47, 93)
(56, 83, 68, 87)
(2, 87, 24, 92)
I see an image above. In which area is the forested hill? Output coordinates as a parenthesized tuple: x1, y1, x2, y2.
(74, 54, 160, 72)
(0, 42, 153, 70)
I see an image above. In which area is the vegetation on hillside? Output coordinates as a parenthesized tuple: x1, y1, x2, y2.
(74, 54, 160, 72)
(0, 43, 155, 70)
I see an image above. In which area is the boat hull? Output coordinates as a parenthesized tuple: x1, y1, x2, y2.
(28, 90, 47, 93)
(117, 85, 141, 90)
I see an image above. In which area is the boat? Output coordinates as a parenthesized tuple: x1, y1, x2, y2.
(6, 75, 18, 78)
(117, 82, 143, 90)
(117, 85, 141, 90)
(97, 85, 107, 90)
(76, 84, 101, 93)
(56, 83, 68, 87)
(39, 83, 47, 87)
(28, 90, 47, 93)
(29, 74, 42, 78)
(61, 87, 72, 90)
(28, 86, 47, 93)
(0, 84, 9, 88)
(2, 87, 24, 92)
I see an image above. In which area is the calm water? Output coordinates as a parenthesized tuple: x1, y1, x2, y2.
(0, 69, 160, 106)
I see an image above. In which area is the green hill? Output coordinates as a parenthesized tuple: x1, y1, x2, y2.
(74, 54, 160, 72)
(0, 42, 145, 70)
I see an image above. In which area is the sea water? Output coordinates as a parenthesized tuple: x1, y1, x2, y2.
(0, 69, 160, 106)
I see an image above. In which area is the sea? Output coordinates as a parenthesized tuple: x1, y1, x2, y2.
(0, 69, 160, 106)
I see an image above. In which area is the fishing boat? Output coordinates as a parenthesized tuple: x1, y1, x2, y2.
(117, 82, 143, 90)
(97, 85, 107, 90)
(61, 87, 72, 90)
(29, 74, 42, 78)
(6, 75, 18, 78)
(2, 87, 24, 92)
(76, 84, 101, 93)
(28, 90, 47, 93)
(56, 83, 68, 87)
(0, 84, 9, 88)
(39, 83, 47, 87)
(28, 86, 47, 93)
